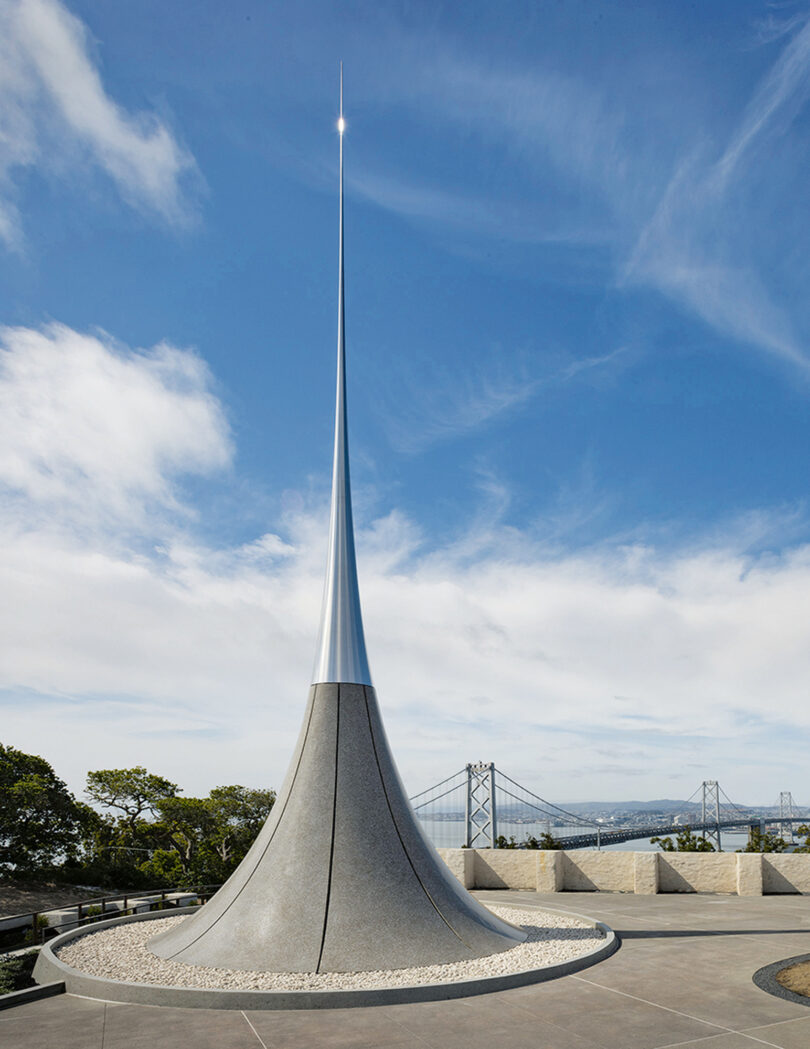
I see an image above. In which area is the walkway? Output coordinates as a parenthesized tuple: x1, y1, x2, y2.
(2, 890, 809, 1048)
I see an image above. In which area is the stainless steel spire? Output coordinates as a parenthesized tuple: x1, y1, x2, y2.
(147, 78, 526, 973)
(312, 65, 372, 686)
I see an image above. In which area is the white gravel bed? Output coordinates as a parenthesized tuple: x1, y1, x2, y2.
(55, 906, 604, 991)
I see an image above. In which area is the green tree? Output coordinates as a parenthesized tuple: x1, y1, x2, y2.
(650, 829, 716, 852)
(495, 832, 561, 850)
(85, 767, 179, 830)
(736, 827, 787, 853)
(81, 766, 181, 886)
(793, 824, 810, 853)
(0, 743, 90, 875)
(74, 808, 157, 888)
(206, 785, 276, 868)
(524, 832, 562, 850)
(82, 767, 276, 887)
(144, 786, 276, 884)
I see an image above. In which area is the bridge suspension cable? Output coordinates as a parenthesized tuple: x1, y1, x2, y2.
(495, 773, 599, 828)
(407, 765, 804, 851)
(411, 780, 467, 811)
(409, 769, 466, 804)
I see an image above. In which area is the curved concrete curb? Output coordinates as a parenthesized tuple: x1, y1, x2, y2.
(33, 904, 618, 1010)
(753, 953, 810, 1008)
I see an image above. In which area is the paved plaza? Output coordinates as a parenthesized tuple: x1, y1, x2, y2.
(2, 890, 809, 1049)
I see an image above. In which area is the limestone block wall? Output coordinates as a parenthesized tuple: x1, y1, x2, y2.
(657, 853, 737, 894)
(437, 848, 810, 895)
(561, 850, 635, 892)
(470, 848, 537, 890)
(762, 854, 810, 893)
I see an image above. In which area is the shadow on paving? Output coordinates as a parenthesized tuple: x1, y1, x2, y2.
(618, 928, 810, 939)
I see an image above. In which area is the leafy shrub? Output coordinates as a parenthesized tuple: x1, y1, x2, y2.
(0, 952, 37, 995)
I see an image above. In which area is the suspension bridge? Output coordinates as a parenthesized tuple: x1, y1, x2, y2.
(408, 764, 809, 851)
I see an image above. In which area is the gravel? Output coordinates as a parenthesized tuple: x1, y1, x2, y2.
(55, 906, 604, 991)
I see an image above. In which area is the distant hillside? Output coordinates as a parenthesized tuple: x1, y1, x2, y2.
(558, 800, 703, 814)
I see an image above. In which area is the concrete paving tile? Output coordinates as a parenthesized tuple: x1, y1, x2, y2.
(657, 1035, 793, 1048)
(245, 1006, 416, 1049)
(740, 1016, 810, 1048)
(658, 988, 809, 1032)
(379, 995, 541, 1039)
(0, 997, 105, 1048)
(502, 976, 729, 1049)
(1, 891, 804, 1049)
(102, 1003, 259, 1049)
(409, 1015, 603, 1049)
(575, 940, 809, 1030)
(0, 993, 104, 1023)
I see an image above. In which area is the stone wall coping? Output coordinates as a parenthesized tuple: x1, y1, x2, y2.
(437, 848, 810, 895)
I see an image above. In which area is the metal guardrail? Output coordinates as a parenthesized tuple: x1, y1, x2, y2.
(0, 884, 223, 953)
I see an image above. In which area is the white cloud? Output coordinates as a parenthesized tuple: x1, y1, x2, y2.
(2, 480, 810, 805)
(0, 0, 198, 243)
(1, 320, 807, 809)
(0, 322, 232, 523)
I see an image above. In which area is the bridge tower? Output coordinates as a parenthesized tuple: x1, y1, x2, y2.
(702, 780, 722, 851)
(465, 762, 498, 848)
(780, 791, 796, 843)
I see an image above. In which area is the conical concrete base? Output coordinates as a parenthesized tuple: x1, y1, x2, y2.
(149, 684, 526, 972)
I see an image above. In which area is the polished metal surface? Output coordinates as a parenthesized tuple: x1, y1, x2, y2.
(146, 77, 528, 975)
(312, 66, 372, 687)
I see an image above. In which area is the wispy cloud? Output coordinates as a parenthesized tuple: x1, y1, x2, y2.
(383, 361, 536, 454)
(380, 348, 626, 454)
(715, 15, 810, 188)
(339, 17, 810, 377)
(624, 19, 810, 372)
(0, 0, 199, 245)
(625, 161, 807, 369)
(349, 165, 612, 247)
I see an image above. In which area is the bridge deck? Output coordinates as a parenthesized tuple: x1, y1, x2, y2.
(557, 816, 801, 849)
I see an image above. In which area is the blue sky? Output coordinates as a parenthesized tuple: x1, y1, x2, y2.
(1, 0, 809, 806)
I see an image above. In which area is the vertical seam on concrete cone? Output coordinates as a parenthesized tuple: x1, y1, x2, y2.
(362, 685, 474, 953)
(316, 685, 341, 973)
(163, 691, 319, 960)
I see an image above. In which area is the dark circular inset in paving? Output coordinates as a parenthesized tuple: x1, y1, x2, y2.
(32, 904, 618, 1010)
(753, 953, 810, 1008)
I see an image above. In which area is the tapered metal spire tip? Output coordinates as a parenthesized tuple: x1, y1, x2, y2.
(337, 63, 345, 134)
(312, 66, 372, 686)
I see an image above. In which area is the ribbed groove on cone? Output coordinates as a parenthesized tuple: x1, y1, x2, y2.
(315, 692, 341, 973)
(148, 685, 525, 973)
(359, 687, 471, 952)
